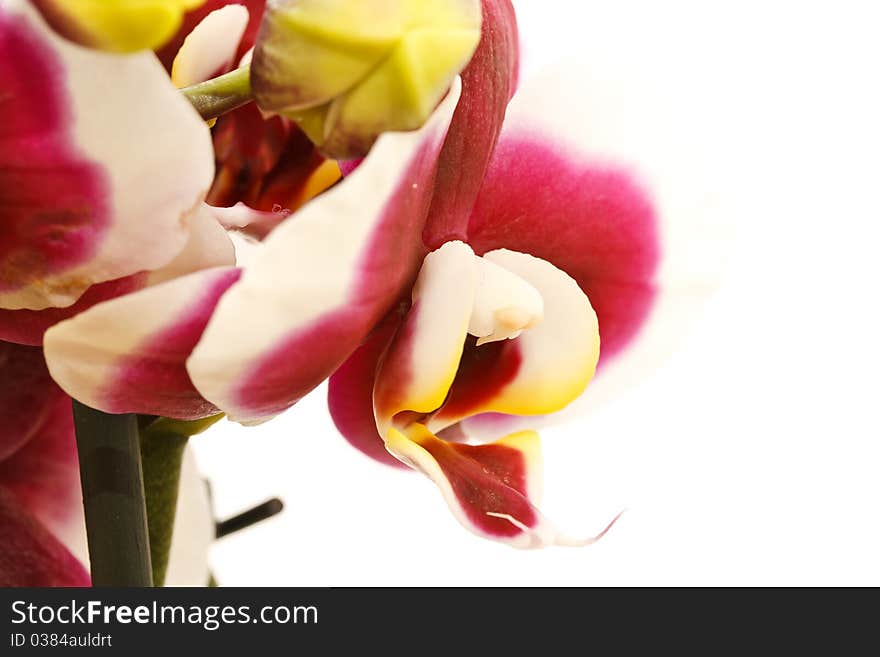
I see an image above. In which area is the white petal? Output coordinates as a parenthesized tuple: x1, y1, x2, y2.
(165, 447, 214, 586)
(171, 4, 250, 87)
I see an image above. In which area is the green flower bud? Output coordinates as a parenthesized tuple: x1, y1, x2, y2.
(252, 0, 482, 159)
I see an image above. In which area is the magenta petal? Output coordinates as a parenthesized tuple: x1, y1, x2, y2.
(422, 0, 519, 248)
(0, 275, 144, 346)
(466, 136, 660, 363)
(328, 315, 406, 469)
(0, 486, 89, 587)
(0, 342, 64, 461)
(0, 11, 110, 301)
(0, 389, 79, 537)
(0, 342, 81, 549)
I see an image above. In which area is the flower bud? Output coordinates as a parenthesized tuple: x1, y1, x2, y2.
(31, 0, 204, 52)
(251, 0, 482, 159)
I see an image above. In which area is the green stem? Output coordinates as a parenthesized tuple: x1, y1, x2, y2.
(181, 65, 254, 121)
(72, 402, 153, 587)
(140, 429, 188, 587)
(138, 413, 223, 586)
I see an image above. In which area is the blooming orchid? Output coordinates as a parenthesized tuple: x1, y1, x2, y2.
(40, 0, 661, 548)
(1, 0, 718, 586)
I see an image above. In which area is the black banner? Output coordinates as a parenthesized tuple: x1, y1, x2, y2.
(0, 587, 870, 651)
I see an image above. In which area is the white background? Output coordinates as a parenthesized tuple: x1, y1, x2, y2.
(192, 0, 880, 585)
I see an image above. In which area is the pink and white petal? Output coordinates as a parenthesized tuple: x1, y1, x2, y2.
(0, 276, 145, 347)
(0, 485, 89, 587)
(422, 0, 519, 247)
(44, 267, 241, 420)
(373, 241, 478, 435)
(327, 314, 406, 468)
(474, 57, 730, 414)
(428, 249, 600, 432)
(171, 4, 250, 87)
(186, 80, 462, 424)
(0, 0, 214, 311)
(0, 205, 233, 346)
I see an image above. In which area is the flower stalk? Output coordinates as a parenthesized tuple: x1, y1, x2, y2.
(180, 65, 253, 122)
(72, 401, 153, 587)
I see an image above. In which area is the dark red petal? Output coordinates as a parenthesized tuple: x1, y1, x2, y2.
(0, 390, 79, 535)
(328, 313, 405, 469)
(410, 429, 536, 539)
(0, 342, 63, 461)
(433, 336, 522, 423)
(0, 486, 89, 587)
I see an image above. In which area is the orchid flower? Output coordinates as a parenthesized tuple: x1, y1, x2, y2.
(39, 0, 490, 423)
(36, 0, 679, 550)
(2, 0, 492, 585)
(9, 0, 720, 561)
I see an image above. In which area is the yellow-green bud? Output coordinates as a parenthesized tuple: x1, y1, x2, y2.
(251, 0, 482, 159)
(31, 0, 204, 52)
